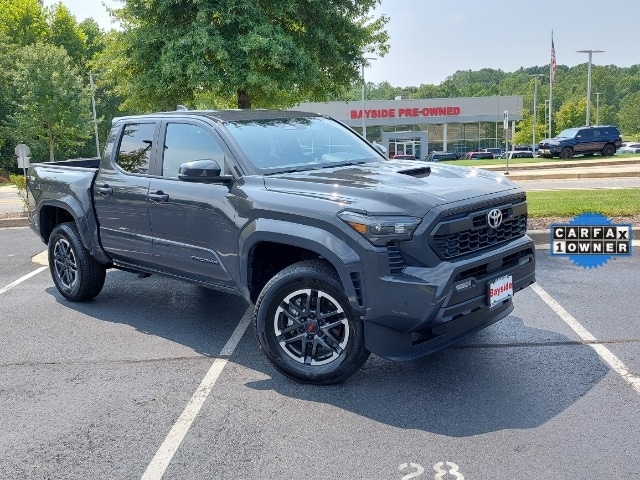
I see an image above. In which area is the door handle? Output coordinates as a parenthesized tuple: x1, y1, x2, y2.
(148, 191, 169, 203)
(96, 185, 113, 196)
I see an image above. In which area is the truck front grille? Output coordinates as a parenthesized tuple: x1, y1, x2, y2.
(431, 200, 528, 260)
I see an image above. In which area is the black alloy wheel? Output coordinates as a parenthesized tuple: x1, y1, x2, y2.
(48, 222, 106, 301)
(560, 147, 574, 159)
(254, 260, 369, 384)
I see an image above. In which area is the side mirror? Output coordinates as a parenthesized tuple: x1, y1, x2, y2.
(373, 143, 387, 157)
(178, 159, 233, 183)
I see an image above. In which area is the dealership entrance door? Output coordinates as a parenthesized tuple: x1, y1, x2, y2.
(389, 139, 415, 158)
(383, 132, 428, 160)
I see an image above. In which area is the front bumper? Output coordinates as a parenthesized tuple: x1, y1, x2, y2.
(361, 235, 536, 361)
(538, 146, 561, 157)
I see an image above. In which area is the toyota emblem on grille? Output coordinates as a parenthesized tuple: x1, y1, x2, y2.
(487, 208, 503, 229)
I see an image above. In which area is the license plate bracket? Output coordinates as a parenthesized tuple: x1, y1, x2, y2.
(488, 274, 513, 307)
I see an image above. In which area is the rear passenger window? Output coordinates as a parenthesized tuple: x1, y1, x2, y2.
(116, 123, 155, 174)
(578, 129, 593, 139)
(162, 123, 226, 178)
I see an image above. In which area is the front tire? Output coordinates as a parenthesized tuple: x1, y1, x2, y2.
(559, 147, 574, 159)
(253, 260, 370, 384)
(48, 222, 106, 301)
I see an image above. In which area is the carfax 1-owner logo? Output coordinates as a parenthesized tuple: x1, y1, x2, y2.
(550, 212, 632, 269)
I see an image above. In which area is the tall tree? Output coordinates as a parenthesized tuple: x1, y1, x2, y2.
(617, 91, 640, 139)
(79, 18, 106, 61)
(0, 0, 48, 46)
(554, 97, 588, 132)
(9, 43, 93, 162)
(113, 0, 388, 110)
(47, 2, 88, 67)
(0, 33, 20, 172)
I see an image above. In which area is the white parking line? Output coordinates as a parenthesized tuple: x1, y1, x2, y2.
(531, 283, 640, 396)
(0, 266, 48, 295)
(140, 308, 253, 480)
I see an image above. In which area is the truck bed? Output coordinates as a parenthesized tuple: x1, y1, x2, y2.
(33, 157, 101, 168)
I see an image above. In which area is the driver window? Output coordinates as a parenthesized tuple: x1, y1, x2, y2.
(162, 123, 226, 178)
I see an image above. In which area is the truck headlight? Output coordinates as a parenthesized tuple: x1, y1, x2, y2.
(338, 212, 421, 246)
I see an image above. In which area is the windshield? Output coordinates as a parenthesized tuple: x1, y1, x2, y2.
(224, 116, 382, 172)
(557, 128, 580, 138)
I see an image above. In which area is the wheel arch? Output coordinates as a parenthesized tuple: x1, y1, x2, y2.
(238, 219, 363, 309)
(36, 199, 110, 264)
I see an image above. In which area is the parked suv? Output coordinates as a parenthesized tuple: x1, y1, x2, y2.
(538, 125, 622, 159)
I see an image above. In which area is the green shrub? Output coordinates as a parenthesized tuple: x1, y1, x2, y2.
(9, 173, 28, 213)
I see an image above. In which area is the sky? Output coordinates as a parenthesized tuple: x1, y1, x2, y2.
(43, 0, 639, 87)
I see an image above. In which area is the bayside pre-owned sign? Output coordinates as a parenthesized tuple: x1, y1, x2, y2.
(350, 106, 461, 119)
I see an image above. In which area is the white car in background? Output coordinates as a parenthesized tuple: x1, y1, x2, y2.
(618, 142, 640, 154)
(499, 150, 535, 160)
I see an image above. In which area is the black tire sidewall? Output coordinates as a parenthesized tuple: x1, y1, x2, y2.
(48, 222, 105, 301)
(254, 260, 368, 384)
(560, 147, 573, 159)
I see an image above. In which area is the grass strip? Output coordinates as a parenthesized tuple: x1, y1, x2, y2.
(527, 188, 640, 218)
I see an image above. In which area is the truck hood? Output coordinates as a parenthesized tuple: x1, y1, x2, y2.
(262, 160, 521, 216)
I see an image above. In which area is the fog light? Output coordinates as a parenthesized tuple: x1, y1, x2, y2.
(455, 280, 473, 291)
(519, 255, 531, 266)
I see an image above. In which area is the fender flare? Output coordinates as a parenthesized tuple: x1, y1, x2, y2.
(237, 218, 364, 309)
(37, 198, 110, 264)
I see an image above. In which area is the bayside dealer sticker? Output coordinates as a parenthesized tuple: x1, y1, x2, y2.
(550, 212, 632, 269)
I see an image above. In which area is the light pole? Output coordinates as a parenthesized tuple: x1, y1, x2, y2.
(89, 72, 100, 157)
(529, 74, 543, 150)
(361, 57, 376, 139)
(576, 49, 604, 126)
(595, 92, 602, 125)
(544, 99, 550, 139)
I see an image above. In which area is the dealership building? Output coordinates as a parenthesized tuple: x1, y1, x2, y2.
(295, 95, 523, 159)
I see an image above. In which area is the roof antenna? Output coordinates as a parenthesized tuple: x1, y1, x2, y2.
(176, 105, 188, 111)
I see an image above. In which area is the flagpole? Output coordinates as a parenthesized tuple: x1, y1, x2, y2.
(548, 30, 554, 138)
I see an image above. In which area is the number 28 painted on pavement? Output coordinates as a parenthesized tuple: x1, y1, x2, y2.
(398, 461, 464, 479)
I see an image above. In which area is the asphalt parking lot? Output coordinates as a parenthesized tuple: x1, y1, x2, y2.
(1, 225, 639, 480)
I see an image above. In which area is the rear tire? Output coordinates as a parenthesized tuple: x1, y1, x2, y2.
(559, 147, 574, 159)
(601, 143, 616, 156)
(253, 260, 370, 384)
(48, 222, 106, 301)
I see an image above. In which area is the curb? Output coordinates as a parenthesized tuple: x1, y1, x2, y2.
(480, 157, 640, 172)
(0, 216, 28, 228)
(527, 230, 549, 245)
(503, 171, 640, 181)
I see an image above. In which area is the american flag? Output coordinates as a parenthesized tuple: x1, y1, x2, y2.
(550, 36, 556, 85)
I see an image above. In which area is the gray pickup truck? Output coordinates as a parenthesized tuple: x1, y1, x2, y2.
(27, 109, 535, 384)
